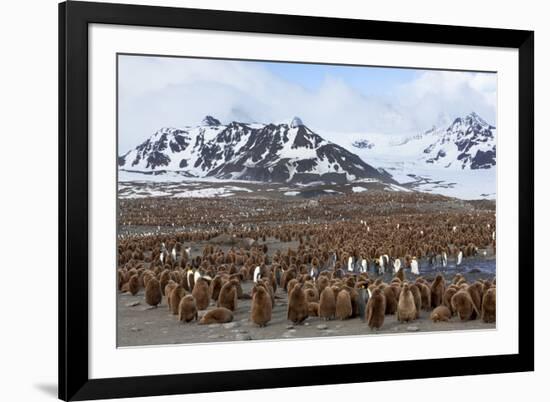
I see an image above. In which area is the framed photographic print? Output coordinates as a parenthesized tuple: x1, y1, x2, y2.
(59, 1, 534, 400)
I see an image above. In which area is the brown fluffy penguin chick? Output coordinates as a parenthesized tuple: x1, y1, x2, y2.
(164, 280, 177, 308)
(319, 286, 336, 320)
(117, 269, 125, 291)
(255, 279, 275, 306)
(304, 287, 319, 303)
(170, 270, 182, 285)
(217, 279, 238, 311)
(451, 290, 479, 321)
(389, 283, 401, 301)
(452, 274, 465, 285)
(169, 285, 186, 315)
(287, 283, 308, 324)
(418, 283, 432, 311)
(467, 282, 483, 317)
(366, 288, 386, 330)
(209, 275, 225, 302)
(286, 278, 299, 293)
(198, 307, 233, 324)
(430, 305, 452, 322)
(122, 274, 139, 295)
(159, 269, 171, 296)
(145, 277, 162, 307)
(250, 284, 272, 327)
(128, 274, 140, 295)
(456, 278, 467, 287)
(192, 277, 211, 310)
(346, 286, 360, 317)
(233, 277, 248, 300)
(142, 271, 154, 288)
(308, 302, 320, 317)
(335, 289, 352, 320)
(178, 295, 198, 323)
(397, 283, 417, 322)
(409, 284, 422, 318)
(443, 287, 458, 314)
(383, 286, 397, 315)
(395, 268, 405, 282)
(317, 276, 330, 293)
(481, 287, 496, 323)
(431, 274, 446, 308)
(281, 269, 296, 292)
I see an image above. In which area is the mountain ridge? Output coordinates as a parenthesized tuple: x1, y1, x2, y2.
(118, 116, 396, 185)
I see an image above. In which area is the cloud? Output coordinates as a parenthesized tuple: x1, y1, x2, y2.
(397, 70, 497, 129)
(118, 56, 497, 152)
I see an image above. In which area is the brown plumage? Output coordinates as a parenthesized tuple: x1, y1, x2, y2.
(451, 290, 479, 321)
(121, 274, 140, 295)
(347, 286, 360, 317)
(117, 269, 125, 291)
(389, 283, 401, 301)
(467, 283, 483, 317)
(443, 287, 458, 314)
(452, 274, 465, 285)
(319, 286, 336, 320)
(169, 285, 186, 315)
(192, 277, 210, 310)
(418, 282, 431, 311)
(178, 295, 198, 323)
(335, 289, 352, 320)
(286, 278, 299, 294)
(383, 285, 397, 315)
(304, 287, 319, 303)
(395, 268, 405, 282)
(287, 283, 308, 324)
(409, 284, 422, 318)
(217, 279, 238, 311)
(164, 280, 177, 308)
(281, 269, 296, 292)
(308, 302, 320, 316)
(317, 276, 330, 294)
(198, 307, 233, 324)
(430, 305, 452, 322)
(209, 275, 225, 301)
(397, 283, 417, 322)
(250, 284, 272, 327)
(431, 274, 446, 307)
(142, 271, 154, 288)
(255, 279, 275, 306)
(366, 288, 386, 329)
(481, 287, 496, 323)
(145, 277, 162, 307)
(159, 269, 170, 296)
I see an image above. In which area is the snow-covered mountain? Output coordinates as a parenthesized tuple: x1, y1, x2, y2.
(323, 112, 497, 199)
(118, 116, 396, 185)
(351, 139, 375, 149)
(421, 112, 496, 169)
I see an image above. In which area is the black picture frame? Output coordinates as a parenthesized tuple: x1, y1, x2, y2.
(59, 1, 534, 400)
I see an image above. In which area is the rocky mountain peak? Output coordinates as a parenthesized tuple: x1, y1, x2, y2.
(202, 115, 221, 126)
(290, 116, 304, 128)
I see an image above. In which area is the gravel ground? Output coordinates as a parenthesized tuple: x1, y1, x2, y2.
(117, 269, 496, 347)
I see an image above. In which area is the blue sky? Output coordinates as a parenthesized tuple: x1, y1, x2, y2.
(118, 55, 496, 152)
(262, 61, 417, 96)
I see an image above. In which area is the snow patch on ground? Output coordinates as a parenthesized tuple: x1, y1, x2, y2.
(318, 128, 496, 200)
(172, 188, 235, 198)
